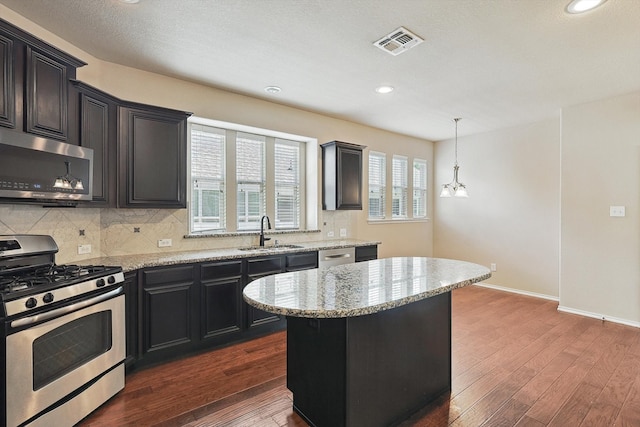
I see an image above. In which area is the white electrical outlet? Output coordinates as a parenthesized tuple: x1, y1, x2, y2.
(327, 231, 335, 238)
(490, 263, 497, 272)
(610, 206, 626, 217)
(340, 228, 347, 237)
(158, 239, 172, 248)
(77, 244, 92, 255)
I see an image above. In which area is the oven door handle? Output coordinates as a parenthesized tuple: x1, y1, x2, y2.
(11, 287, 123, 328)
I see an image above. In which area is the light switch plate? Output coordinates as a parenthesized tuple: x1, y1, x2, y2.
(610, 206, 626, 217)
(158, 239, 172, 247)
(77, 244, 92, 255)
(340, 228, 347, 237)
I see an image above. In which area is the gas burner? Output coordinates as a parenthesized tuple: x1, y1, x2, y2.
(0, 276, 51, 293)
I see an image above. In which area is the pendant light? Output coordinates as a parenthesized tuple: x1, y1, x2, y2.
(440, 117, 468, 198)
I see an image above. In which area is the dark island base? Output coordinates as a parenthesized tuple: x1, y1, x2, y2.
(286, 292, 452, 427)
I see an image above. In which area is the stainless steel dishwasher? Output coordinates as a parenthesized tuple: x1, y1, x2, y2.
(318, 247, 355, 268)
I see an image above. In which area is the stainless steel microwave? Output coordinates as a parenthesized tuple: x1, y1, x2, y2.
(0, 129, 93, 205)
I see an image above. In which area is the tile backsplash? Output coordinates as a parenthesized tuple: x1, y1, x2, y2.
(0, 204, 353, 264)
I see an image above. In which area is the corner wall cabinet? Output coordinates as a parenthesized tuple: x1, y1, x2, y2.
(0, 18, 85, 139)
(321, 140, 365, 210)
(118, 104, 191, 208)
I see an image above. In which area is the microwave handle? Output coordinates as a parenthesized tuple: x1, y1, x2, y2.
(11, 287, 123, 329)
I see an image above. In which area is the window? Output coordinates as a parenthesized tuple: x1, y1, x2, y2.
(189, 120, 307, 234)
(368, 152, 386, 219)
(413, 159, 427, 218)
(236, 133, 265, 230)
(191, 125, 225, 232)
(274, 140, 300, 229)
(392, 155, 408, 218)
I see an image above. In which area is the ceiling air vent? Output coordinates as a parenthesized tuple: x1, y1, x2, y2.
(373, 26, 424, 56)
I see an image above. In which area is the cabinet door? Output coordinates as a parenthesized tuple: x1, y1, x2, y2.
(337, 145, 363, 209)
(79, 90, 115, 204)
(25, 47, 68, 140)
(118, 106, 188, 208)
(0, 34, 15, 129)
(201, 260, 243, 341)
(141, 265, 197, 358)
(246, 256, 285, 328)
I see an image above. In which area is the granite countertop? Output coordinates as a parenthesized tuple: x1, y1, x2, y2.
(77, 239, 380, 272)
(243, 257, 491, 318)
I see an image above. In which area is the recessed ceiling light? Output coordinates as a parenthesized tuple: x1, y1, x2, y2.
(120, 0, 140, 3)
(264, 86, 282, 94)
(566, 0, 607, 14)
(375, 86, 394, 94)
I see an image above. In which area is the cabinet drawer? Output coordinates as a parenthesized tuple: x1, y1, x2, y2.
(286, 252, 318, 271)
(143, 265, 195, 286)
(247, 256, 284, 277)
(355, 245, 378, 262)
(201, 260, 243, 281)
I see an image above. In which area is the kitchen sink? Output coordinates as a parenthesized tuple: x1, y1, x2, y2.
(237, 244, 304, 251)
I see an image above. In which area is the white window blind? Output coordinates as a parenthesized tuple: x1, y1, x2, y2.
(368, 152, 386, 219)
(236, 133, 265, 230)
(190, 124, 225, 232)
(413, 159, 427, 218)
(274, 139, 300, 229)
(392, 155, 408, 218)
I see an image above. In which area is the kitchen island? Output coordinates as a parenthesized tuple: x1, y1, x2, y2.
(243, 257, 491, 427)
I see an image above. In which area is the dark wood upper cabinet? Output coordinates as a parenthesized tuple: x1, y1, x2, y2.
(0, 18, 85, 140)
(25, 47, 68, 140)
(118, 104, 191, 208)
(72, 81, 118, 205)
(0, 34, 15, 129)
(321, 140, 365, 210)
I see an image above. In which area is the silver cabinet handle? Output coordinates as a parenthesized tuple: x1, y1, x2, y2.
(324, 253, 351, 260)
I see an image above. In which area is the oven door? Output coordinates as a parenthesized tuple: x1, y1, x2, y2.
(5, 288, 125, 427)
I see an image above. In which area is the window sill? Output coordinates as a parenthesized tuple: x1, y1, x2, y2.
(367, 218, 430, 225)
(185, 229, 321, 239)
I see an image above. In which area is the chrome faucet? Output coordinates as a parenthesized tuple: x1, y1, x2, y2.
(259, 215, 271, 247)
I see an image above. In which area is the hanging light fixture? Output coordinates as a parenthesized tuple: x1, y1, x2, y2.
(440, 117, 468, 198)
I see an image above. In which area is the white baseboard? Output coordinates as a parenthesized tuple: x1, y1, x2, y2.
(474, 282, 559, 302)
(474, 283, 639, 329)
(557, 305, 640, 329)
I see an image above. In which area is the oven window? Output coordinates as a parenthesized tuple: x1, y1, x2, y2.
(32, 311, 112, 391)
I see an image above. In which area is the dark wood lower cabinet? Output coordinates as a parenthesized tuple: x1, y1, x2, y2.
(129, 248, 372, 370)
(200, 260, 243, 342)
(140, 264, 198, 366)
(355, 245, 377, 262)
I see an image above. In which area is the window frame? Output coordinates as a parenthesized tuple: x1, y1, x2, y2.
(392, 155, 408, 219)
(413, 158, 428, 219)
(188, 118, 311, 235)
(368, 151, 387, 220)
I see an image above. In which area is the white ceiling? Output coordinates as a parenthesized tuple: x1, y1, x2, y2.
(1, 0, 639, 141)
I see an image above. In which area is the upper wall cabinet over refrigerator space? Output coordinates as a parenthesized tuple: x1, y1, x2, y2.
(321, 140, 365, 210)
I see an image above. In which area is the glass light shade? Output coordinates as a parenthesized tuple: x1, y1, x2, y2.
(53, 178, 65, 188)
(440, 185, 452, 197)
(454, 185, 468, 198)
(74, 180, 84, 190)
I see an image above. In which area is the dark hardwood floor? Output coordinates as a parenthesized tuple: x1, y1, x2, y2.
(80, 285, 640, 426)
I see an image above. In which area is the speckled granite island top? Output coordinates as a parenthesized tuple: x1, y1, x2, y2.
(243, 257, 491, 318)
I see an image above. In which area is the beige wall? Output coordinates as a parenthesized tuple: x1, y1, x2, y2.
(434, 119, 561, 299)
(560, 91, 640, 325)
(0, 6, 433, 262)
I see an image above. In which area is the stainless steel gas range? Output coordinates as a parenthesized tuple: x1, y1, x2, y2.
(0, 235, 125, 427)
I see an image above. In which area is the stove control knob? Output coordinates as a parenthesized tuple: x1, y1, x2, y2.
(96, 278, 106, 287)
(43, 293, 54, 304)
(107, 276, 116, 284)
(25, 297, 37, 309)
